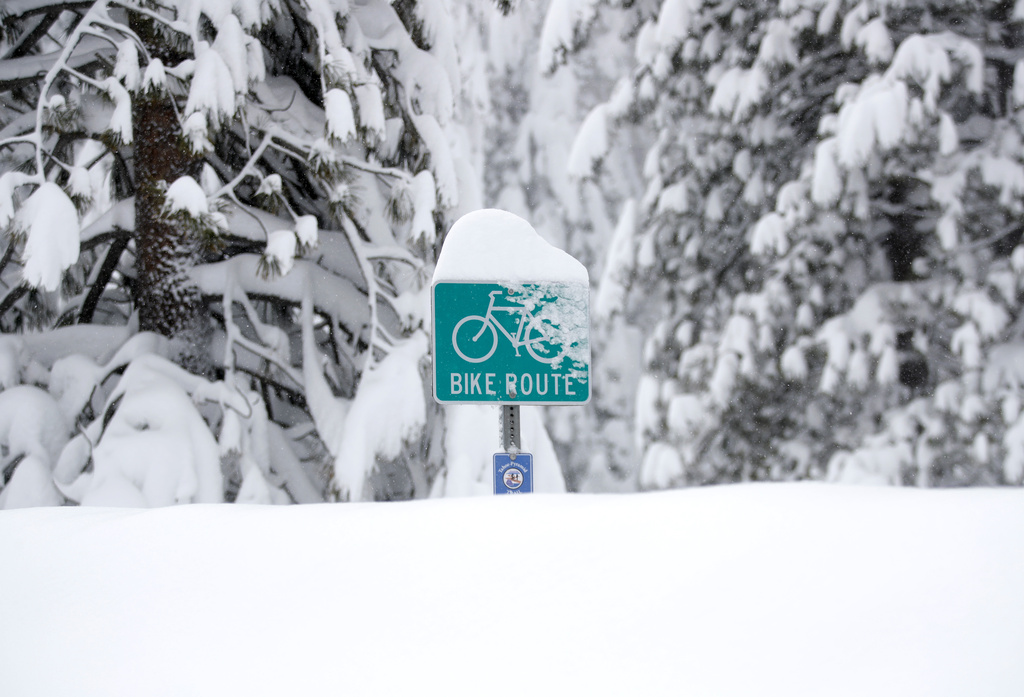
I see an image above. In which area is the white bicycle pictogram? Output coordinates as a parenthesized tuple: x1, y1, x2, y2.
(452, 289, 563, 364)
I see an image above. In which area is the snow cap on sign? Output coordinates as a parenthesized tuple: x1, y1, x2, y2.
(433, 209, 588, 284)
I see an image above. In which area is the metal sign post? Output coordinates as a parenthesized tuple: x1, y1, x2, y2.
(494, 405, 531, 494)
(501, 405, 520, 455)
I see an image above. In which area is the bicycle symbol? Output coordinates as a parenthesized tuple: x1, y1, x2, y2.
(452, 289, 563, 364)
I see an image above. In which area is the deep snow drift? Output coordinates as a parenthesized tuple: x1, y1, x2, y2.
(1, 483, 1022, 697)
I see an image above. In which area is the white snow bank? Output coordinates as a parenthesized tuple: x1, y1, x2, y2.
(433, 209, 588, 284)
(1, 484, 1022, 697)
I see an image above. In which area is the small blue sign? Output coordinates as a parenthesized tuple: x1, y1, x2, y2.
(493, 453, 533, 494)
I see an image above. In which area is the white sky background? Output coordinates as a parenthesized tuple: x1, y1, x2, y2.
(1, 483, 1022, 697)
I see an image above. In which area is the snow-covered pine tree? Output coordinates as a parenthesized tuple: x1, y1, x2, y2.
(560, 0, 1024, 488)
(548, 0, 811, 486)
(0, 0, 477, 507)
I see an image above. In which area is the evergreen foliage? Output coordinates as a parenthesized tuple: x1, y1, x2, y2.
(0, 0, 470, 505)
(556, 0, 1024, 487)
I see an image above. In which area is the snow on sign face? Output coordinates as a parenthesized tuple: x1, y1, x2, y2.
(432, 210, 590, 405)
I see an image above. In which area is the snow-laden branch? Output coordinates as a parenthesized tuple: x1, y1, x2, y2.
(108, 0, 188, 36)
(212, 134, 274, 199)
(215, 123, 407, 371)
(363, 246, 419, 266)
(0, 112, 35, 142)
(3, 0, 92, 15)
(299, 274, 348, 487)
(266, 127, 411, 182)
(0, 33, 112, 89)
(25, 3, 116, 177)
(218, 266, 303, 391)
(192, 255, 370, 354)
(227, 316, 304, 389)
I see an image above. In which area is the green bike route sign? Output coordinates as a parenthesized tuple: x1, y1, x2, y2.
(432, 281, 590, 405)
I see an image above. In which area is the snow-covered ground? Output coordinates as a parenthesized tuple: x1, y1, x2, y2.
(1, 483, 1022, 697)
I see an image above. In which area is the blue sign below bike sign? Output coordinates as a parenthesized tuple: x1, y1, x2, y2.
(432, 281, 590, 404)
(494, 453, 533, 494)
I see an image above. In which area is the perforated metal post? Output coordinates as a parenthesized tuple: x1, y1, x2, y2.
(501, 404, 521, 459)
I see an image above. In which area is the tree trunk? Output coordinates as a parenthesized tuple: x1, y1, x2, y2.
(131, 16, 209, 369)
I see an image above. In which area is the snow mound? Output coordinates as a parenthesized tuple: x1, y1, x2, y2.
(0, 484, 1021, 697)
(433, 209, 588, 284)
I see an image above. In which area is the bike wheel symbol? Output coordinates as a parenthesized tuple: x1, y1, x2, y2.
(452, 315, 498, 363)
(524, 317, 563, 364)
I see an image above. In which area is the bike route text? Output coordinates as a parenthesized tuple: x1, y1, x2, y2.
(449, 371, 579, 398)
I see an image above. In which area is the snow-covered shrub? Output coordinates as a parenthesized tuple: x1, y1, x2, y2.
(0, 385, 69, 508)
